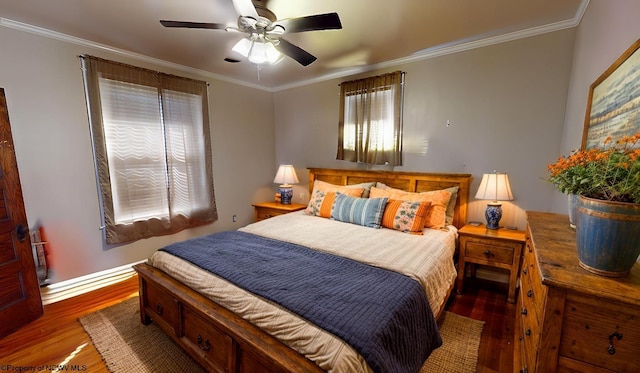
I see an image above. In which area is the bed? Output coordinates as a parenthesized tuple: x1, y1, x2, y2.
(133, 168, 472, 373)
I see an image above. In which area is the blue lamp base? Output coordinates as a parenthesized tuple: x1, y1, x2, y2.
(279, 186, 293, 205)
(485, 203, 503, 230)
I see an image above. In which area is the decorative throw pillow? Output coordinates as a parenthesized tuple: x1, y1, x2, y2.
(373, 183, 459, 226)
(381, 199, 432, 234)
(305, 190, 337, 218)
(443, 186, 459, 226)
(349, 182, 376, 198)
(369, 186, 452, 229)
(305, 180, 364, 217)
(330, 193, 388, 228)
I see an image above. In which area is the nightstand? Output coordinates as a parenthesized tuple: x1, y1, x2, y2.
(456, 224, 526, 303)
(252, 201, 306, 222)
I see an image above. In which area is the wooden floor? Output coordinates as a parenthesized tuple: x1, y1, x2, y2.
(0, 275, 139, 373)
(0, 275, 514, 373)
(445, 278, 516, 373)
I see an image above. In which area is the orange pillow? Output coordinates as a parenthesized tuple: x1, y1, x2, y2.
(381, 199, 432, 234)
(305, 181, 364, 217)
(370, 186, 452, 229)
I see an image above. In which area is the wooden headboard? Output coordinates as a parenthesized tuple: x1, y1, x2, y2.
(308, 168, 472, 229)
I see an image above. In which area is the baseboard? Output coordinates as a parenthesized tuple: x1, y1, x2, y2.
(40, 260, 146, 305)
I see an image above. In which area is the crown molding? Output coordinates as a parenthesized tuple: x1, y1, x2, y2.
(0, 17, 271, 92)
(272, 0, 590, 91)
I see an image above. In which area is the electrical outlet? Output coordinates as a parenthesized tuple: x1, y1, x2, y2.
(232, 214, 237, 222)
(299, 192, 304, 200)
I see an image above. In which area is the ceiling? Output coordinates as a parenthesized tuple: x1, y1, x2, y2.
(0, 0, 587, 91)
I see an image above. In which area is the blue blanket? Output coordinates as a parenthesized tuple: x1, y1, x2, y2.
(160, 230, 442, 373)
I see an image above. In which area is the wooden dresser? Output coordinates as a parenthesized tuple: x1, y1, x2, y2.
(515, 211, 640, 373)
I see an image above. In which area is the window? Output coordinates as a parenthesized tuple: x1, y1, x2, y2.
(82, 56, 217, 244)
(337, 71, 405, 166)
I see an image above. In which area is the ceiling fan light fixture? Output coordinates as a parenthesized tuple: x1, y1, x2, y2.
(232, 37, 253, 56)
(232, 36, 282, 65)
(161, 1, 341, 67)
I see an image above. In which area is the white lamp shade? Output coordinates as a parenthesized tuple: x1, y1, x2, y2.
(273, 165, 299, 186)
(232, 38, 252, 56)
(232, 37, 281, 65)
(475, 172, 514, 202)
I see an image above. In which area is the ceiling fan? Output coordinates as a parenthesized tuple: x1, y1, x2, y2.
(160, 0, 342, 66)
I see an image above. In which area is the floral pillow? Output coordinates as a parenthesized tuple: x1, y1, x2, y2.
(305, 180, 364, 217)
(381, 199, 432, 234)
(369, 186, 452, 229)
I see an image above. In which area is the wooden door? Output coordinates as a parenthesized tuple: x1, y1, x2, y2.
(0, 88, 43, 338)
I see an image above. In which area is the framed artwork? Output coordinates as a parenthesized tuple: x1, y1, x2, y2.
(582, 38, 640, 149)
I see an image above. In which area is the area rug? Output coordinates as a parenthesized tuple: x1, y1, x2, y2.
(80, 297, 484, 373)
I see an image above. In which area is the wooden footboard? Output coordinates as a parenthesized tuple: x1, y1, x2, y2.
(134, 263, 323, 373)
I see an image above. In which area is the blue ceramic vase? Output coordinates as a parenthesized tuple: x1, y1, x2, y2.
(576, 195, 640, 277)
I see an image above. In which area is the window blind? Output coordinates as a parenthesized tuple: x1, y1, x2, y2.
(82, 55, 217, 244)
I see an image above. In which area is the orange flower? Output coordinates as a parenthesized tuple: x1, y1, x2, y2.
(546, 131, 640, 203)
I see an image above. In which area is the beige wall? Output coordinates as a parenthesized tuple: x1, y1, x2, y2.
(274, 30, 576, 230)
(0, 26, 276, 283)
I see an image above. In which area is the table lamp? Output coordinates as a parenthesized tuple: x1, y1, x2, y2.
(273, 165, 299, 205)
(475, 171, 514, 229)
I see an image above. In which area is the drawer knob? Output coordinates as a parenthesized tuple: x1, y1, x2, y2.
(521, 308, 528, 316)
(527, 290, 533, 298)
(608, 331, 622, 355)
(522, 268, 528, 275)
(197, 334, 211, 352)
(156, 304, 163, 316)
(483, 250, 494, 257)
(525, 329, 531, 336)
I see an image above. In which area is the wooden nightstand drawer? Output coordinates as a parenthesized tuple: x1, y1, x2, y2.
(464, 238, 516, 266)
(252, 202, 306, 222)
(256, 207, 287, 220)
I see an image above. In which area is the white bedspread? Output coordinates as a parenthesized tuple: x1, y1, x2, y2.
(239, 211, 457, 314)
(148, 211, 457, 373)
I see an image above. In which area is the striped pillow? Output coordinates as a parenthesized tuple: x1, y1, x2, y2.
(381, 200, 432, 234)
(330, 193, 388, 228)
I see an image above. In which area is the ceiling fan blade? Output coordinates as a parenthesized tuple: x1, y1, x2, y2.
(160, 20, 227, 30)
(232, 0, 259, 19)
(276, 13, 342, 33)
(275, 38, 317, 66)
